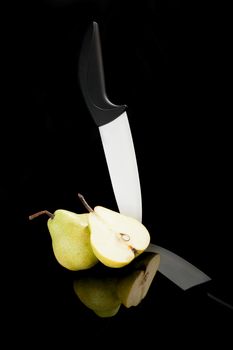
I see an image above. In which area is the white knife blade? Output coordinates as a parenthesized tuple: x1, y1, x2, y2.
(78, 21, 211, 290)
(99, 111, 142, 222)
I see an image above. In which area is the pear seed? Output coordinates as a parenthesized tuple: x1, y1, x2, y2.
(120, 233, 130, 241)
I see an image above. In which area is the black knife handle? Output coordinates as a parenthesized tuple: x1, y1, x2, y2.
(78, 21, 127, 127)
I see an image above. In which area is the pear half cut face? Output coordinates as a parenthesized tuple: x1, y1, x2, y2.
(89, 206, 151, 268)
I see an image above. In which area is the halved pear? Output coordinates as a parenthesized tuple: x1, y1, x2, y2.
(117, 252, 160, 307)
(88, 206, 151, 268)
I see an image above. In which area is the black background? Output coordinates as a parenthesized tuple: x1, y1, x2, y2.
(2, 0, 232, 347)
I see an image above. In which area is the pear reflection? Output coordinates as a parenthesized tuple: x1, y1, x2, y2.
(73, 252, 160, 317)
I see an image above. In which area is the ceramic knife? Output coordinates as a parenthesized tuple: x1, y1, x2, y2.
(78, 21, 212, 290)
(78, 21, 142, 222)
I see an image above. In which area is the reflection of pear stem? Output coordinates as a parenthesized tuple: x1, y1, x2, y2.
(29, 210, 55, 220)
(78, 193, 94, 212)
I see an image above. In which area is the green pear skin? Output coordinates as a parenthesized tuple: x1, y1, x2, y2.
(48, 210, 98, 271)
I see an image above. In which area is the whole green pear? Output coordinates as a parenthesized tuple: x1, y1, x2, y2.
(29, 209, 99, 271)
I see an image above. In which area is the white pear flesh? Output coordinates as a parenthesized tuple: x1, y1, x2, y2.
(88, 206, 151, 268)
(117, 253, 160, 307)
(48, 210, 98, 271)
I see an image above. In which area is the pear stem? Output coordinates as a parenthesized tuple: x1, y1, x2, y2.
(29, 210, 55, 220)
(78, 193, 94, 212)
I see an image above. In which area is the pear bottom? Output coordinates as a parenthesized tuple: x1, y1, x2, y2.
(93, 304, 121, 318)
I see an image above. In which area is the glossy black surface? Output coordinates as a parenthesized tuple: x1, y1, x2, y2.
(2, 1, 232, 346)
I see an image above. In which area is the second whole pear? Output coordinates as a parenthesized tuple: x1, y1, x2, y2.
(29, 209, 99, 271)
